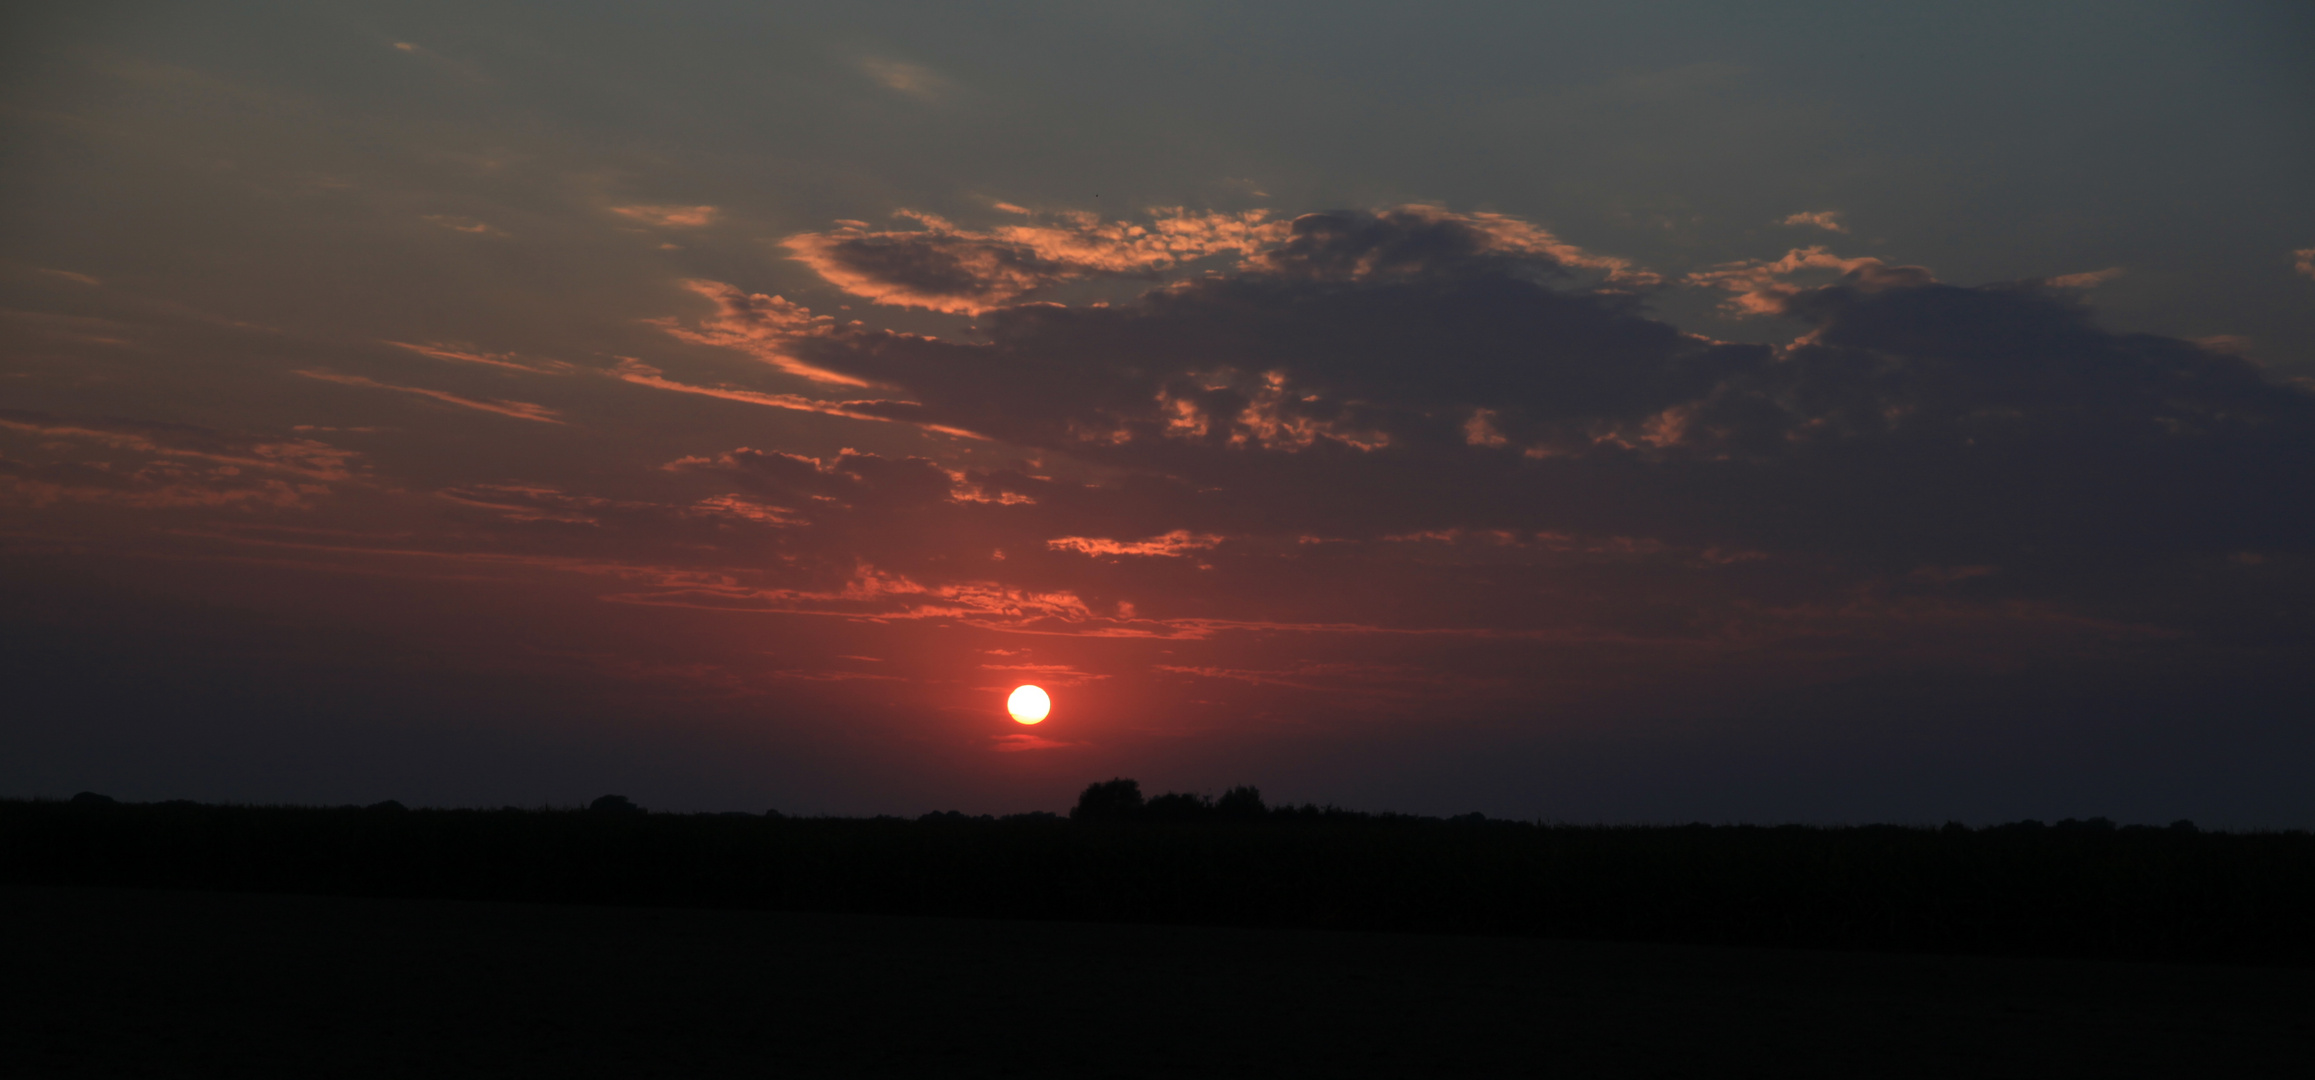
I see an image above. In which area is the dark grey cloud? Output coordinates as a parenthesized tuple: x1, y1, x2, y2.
(781, 210, 2311, 550)
(715, 208, 2315, 652)
(1675, 276, 2315, 561)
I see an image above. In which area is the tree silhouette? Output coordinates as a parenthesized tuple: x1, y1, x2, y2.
(1144, 792, 1212, 822)
(1216, 786, 1267, 821)
(589, 794, 644, 815)
(1070, 778, 1143, 821)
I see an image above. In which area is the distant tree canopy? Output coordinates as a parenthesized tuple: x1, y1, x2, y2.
(1216, 786, 1266, 820)
(1070, 778, 1143, 822)
(1071, 780, 1267, 823)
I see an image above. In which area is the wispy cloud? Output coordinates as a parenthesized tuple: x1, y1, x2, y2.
(650, 280, 868, 386)
(861, 58, 951, 101)
(782, 207, 1290, 313)
(610, 204, 720, 228)
(1252, 204, 1659, 285)
(2295, 247, 2315, 280)
(610, 358, 983, 438)
(991, 732, 1077, 752)
(783, 203, 1656, 315)
(1685, 246, 1933, 315)
(421, 214, 508, 237)
(2044, 267, 2125, 289)
(1779, 210, 1847, 233)
(0, 412, 357, 510)
(978, 662, 1109, 687)
(387, 40, 488, 83)
(295, 371, 563, 423)
(0, 413, 355, 481)
(1046, 530, 1224, 558)
(383, 341, 576, 375)
(1153, 662, 1438, 696)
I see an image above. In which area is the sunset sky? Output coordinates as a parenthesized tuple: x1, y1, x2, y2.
(5, 1, 2312, 823)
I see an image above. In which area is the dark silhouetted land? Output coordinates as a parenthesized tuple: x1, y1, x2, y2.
(5, 884, 2313, 1078)
(8, 787, 2315, 1075)
(6, 786, 2314, 965)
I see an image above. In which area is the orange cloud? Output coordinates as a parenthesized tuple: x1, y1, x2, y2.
(781, 203, 1657, 317)
(1685, 246, 1934, 315)
(610, 358, 984, 439)
(650, 280, 869, 387)
(1463, 409, 1509, 448)
(2045, 267, 2125, 289)
(1046, 530, 1224, 558)
(1134, 371, 1393, 455)
(686, 494, 803, 527)
(782, 207, 1289, 313)
(2295, 248, 2315, 280)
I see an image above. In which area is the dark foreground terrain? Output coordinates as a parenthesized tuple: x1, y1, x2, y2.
(6, 884, 2312, 1078)
(8, 796, 2315, 965)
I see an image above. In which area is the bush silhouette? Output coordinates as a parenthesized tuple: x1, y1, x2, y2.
(1216, 786, 1266, 821)
(1144, 792, 1212, 822)
(1071, 778, 1143, 821)
(4, 787, 2306, 966)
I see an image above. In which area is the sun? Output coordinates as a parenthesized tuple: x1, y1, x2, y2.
(1007, 684, 1050, 725)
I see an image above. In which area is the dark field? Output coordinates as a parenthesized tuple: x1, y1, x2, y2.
(6, 884, 2313, 1078)
(7, 797, 2315, 965)
(9, 797, 2315, 1075)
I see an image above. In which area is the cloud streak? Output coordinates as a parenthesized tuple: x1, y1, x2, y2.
(295, 371, 564, 423)
(610, 204, 719, 228)
(1779, 210, 1847, 233)
(780, 204, 1661, 316)
(861, 58, 952, 101)
(384, 341, 577, 375)
(421, 215, 509, 237)
(0, 412, 357, 510)
(780, 207, 1289, 313)
(651, 280, 870, 386)
(1685, 246, 1935, 315)
(611, 359, 984, 438)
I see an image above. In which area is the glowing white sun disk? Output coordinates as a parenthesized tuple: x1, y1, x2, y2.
(1007, 684, 1050, 724)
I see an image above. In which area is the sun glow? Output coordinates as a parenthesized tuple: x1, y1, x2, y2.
(1007, 684, 1051, 724)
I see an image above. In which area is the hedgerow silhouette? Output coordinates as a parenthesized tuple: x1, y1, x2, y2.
(6, 783, 2309, 966)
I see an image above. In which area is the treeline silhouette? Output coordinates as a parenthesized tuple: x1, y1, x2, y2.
(7, 781, 2312, 966)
